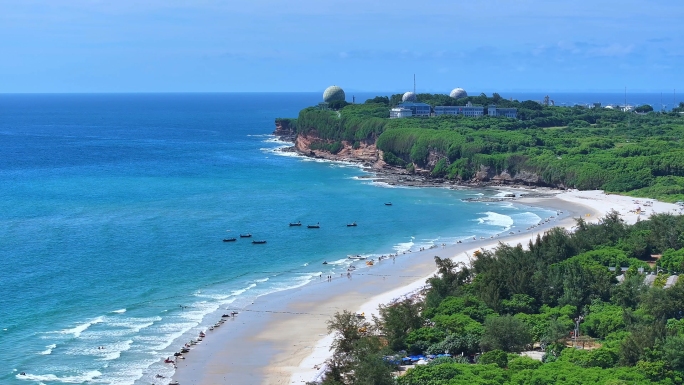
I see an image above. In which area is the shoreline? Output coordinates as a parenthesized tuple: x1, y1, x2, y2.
(170, 143, 683, 385)
(170, 193, 592, 385)
(171, 189, 681, 385)
(173, 144, 681, 385)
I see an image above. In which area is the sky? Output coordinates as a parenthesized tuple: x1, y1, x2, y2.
(0, 0, 682, 93)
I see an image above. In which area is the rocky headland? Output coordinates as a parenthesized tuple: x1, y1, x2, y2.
(273, 122, 557, 198)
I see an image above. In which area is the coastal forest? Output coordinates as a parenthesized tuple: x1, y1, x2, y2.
(278, 94, 684, 202)
(312, 213, 684, 385)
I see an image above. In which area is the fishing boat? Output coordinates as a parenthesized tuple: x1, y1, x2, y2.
(222, 238, 236, 242)
(346, 222, 357, 227)
(384, 202, 392, 206)
(289, 221, 302, 226)
(307, 223, 320, 229)
(240, 233, 252, 238)
(252, 240, 267, 244)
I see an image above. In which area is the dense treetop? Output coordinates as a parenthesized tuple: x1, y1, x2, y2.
(313, 213, 684, 385)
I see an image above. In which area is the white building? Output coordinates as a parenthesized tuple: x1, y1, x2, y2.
(390, 107, 412, 119)
(434, 102, 484, 117)
(397, 102, 431, 117)
(488, 105, 518, 118)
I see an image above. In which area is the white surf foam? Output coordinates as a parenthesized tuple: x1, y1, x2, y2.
(39, 344, 56, 355)
(99, 339, 133, 361)
(111, 308, 127, 314)
(17, 370, 102, 383)
(231, 283, 257, 297)
(493, 190, 518, 198)
(476, 211, 515, 231)
(59, 316, 104, 338)
(511, 211, 543, 226)
(393, 237, 415, 253)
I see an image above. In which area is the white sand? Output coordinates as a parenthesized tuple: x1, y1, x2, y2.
(289, 190, 681, 384)
(555, 189, 681, 225)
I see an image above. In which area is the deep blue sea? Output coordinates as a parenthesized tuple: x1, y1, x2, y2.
(0, 92, 663, 385)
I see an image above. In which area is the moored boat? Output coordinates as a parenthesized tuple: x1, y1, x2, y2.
(289, 221, 302, 226)
(307, 222, 320, 229)
(252, 240, 267, 244)
(222, 238, 236, 242)
(346, 222, 357, 227)
(384, 202, 392, 206)
(240, 233, 252, 238)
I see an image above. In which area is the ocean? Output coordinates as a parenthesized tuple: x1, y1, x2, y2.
(0, 92, 637, 384)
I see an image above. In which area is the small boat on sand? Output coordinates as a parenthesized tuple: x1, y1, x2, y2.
(384, 202, 392, 206)
(289, 221, 302, 226)
(347, 222, 357, 227)
(222, 238, 236, 242)
(252, 240, 267, 244)
(307, 223, 320, 229)
(240, 233, 252, 238)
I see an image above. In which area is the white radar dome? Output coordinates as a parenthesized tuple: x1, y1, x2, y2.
(449, 88, 468, 99)
(323, 86, 346, 103)
(402, 91, 417, 102)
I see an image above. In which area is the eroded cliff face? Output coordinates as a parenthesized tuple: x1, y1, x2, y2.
(474, 165, 547, 186)
(294, 133, 386, 169)
(273, 120, 296, 141)
(274, 121, 550, 187)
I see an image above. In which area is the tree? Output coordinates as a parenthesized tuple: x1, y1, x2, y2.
(377, 298, 424, 351)
(322, 312, 394, 385)
(480, 315, 533, 353)
(346, 338, 395, 385)
(365, 96, 389, 106)
(635, 105, 654, 113)
(478, 349, 508, 368)
(328, 310, 371, 354)
(662, 335, 684, 371)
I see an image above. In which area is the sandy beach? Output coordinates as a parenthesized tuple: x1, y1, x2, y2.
(171, 189, 681, 385)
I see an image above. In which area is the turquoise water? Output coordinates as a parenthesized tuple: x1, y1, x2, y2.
(0, 93, 554, 384)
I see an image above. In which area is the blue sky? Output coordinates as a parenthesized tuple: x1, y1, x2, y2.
(1, 0, 682, 93)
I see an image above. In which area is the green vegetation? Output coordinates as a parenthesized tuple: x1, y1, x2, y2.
(313, 213, 684, 385)
(280, 93, 684, 202)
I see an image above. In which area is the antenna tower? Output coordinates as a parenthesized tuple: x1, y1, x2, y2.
(413, 74, 416, 94)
